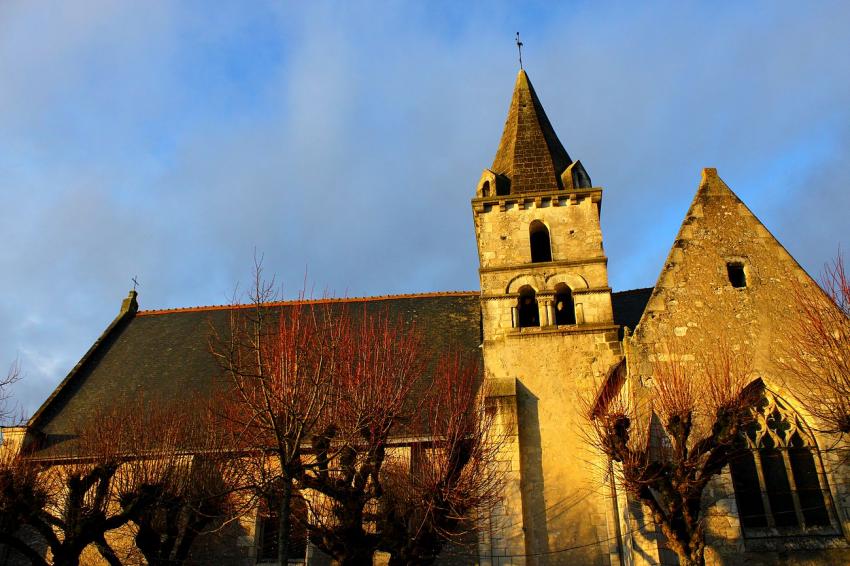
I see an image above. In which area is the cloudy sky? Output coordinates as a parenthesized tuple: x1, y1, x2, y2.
(1, 0, 849, 417)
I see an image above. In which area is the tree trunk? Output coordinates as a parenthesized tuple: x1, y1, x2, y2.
(51, 547, 82, 566)
(677, 554, 705, 566)
(93, 536, 123, 566)
(337, 549, 374, 566)
(669, 536, 705, 566)
(278, 479, 293, 565)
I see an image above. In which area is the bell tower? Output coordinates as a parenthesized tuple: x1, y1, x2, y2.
(474, 71, 621, 565)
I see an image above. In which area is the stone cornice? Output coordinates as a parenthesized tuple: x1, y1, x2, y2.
(572, 286, 612, 296)
(479, 256, 608, 275)
(480, 286, 612, 301)
(489, 322, 620, 339)
(471, 187, 603, 213)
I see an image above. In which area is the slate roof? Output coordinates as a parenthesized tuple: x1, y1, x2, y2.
(27, 288, 651, 458)
(28, 292, 483, 458)
(611, 288, 653, 332)
(491, 70, 574, 194)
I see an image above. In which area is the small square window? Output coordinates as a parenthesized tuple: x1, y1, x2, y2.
(727, 262, 747, 288)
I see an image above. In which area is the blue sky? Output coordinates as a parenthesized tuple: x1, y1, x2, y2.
(1, 0, 849, 417)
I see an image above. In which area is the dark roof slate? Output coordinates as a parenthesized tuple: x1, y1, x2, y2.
(30, 293, 483, 458)
(29, 287, 652, 458)
(611, 288, 654, 331)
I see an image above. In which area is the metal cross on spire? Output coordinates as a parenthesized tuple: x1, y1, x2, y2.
(516, 32, 524, 70)
(132, 275, 139, 292)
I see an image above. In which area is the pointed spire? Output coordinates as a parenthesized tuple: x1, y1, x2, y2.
(491, 70, 576, 194)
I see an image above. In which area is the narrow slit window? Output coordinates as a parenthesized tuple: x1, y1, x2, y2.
(529, 221, 552, 263)
(727, 262, 747, 288)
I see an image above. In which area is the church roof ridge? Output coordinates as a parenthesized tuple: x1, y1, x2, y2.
(136, 290, 481, 317)
(611, 286, 654, 296)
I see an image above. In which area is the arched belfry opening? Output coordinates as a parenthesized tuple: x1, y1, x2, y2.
(529, 221, 552, 263)
(481, 180, 491, 197)
(517, 286, 540, 328)
(554, 283, 576, 325)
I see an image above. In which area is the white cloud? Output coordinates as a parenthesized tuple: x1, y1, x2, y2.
(1, 0, 849, 415)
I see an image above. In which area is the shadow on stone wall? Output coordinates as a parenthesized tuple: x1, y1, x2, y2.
(517, 380, 551, 561)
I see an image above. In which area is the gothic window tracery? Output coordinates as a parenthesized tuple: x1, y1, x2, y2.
(729, 390, 835, 536)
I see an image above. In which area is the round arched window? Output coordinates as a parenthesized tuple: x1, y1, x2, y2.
(553, 283, 576, 325)
(529, 221, 552, 263)
(517, 286, 540, 328)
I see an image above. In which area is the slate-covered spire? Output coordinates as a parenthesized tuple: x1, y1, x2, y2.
(491, 70, 590, 194)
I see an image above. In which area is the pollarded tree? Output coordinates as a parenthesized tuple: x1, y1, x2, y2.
(0, 454, 47, 565)
(588, 340, 760, 566)
(777, 253, 850, 436)
(113, 399, 247, 566)
(0, 362, 49, 565)
(210, 262, 341, 565)
(211, 265, 501, 565)
(0, 370, 148, 566)
(301, 308, 425, 566)
(302, 315, 501, 566)
(0, 393, 238, 566)
(41, 396, 223, 566)
(378, 354, 502, 566)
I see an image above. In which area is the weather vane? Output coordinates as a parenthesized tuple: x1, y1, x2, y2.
(516, 32, 524, 70)
(132, 275, 139, 292)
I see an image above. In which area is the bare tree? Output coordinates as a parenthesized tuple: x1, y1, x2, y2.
(115, 399, 247, 566)
(212, 265, 501, 565)
(777, 253, 850, 436)
(0, 439, 49, 565)
(210, 263, 339, 564)
(0, 393, 240, 566)
(378, 354, 502, 566)
(0, 367, 141, 566)
(301, 308, 425, 566)
(588, 340, 759, 566)
(0, 361, 22, 426)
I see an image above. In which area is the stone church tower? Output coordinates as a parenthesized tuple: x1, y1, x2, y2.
(7, 66, 847, 566)
(473, 70, 622, 565)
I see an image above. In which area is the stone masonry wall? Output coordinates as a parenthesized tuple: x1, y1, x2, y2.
(625, 168, 850, 565)
(474, 185, 622, 565)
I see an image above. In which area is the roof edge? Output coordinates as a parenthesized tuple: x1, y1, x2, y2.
(631, 167, 822, 335)
(28, 293, 139, 430)
(137, 291, 481, 317)
(611, 287, 654, 297)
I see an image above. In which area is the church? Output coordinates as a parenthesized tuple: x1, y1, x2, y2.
(4, 69, 849, 565)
